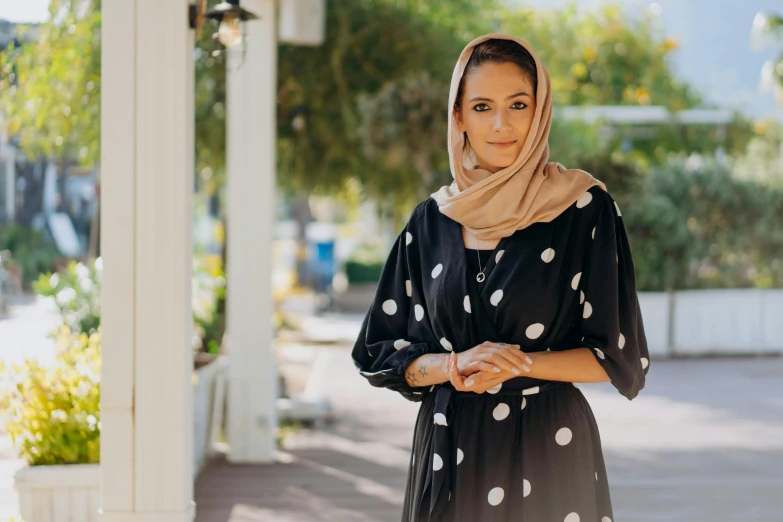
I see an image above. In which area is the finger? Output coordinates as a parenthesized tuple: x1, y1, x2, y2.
(450, 353, 468, 391)
(464, 370, 503, 389)
(495, 346, 533, 372)
(486, 342, 534, 366)
(482, 350, 529, 375)
(461, 359, 503, 376)
(470, 373, 509, 394)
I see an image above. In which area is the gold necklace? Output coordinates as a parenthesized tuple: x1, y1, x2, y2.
(474, 235, 486, 283)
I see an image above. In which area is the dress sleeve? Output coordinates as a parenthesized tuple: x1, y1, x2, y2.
(579, 192, 650, 400)
(351, 222, 439, 402)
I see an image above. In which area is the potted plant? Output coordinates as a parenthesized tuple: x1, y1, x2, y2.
(0, 326, 102, 522)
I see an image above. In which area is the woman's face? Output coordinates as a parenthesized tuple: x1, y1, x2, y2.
(454, 62, 537, 174)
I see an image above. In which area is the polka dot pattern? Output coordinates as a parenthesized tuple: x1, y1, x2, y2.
(555, 427, 573, 446)
(406, 232, 413, 245)
(602, 517, 612, 522)
(433, 413, 448, 426)
(583, 302, 593, 319)
(576, 192, 593, 208)
(431, 264, 443, 278)
(594, 348, 605, 360)
(440, 338, 453, 351)
(393, 339, 411, 350)
(495, 250, 505, 263)
(641, 357, 649, 370)
(415, 304, 424, 321)
(487, 487, 504, 506)
(592, 226, 596, 239)
(463, 295, 471, 313)
(541, 248, 555, 263)
(571, 272, 582, 290)
(493, 403, 510, 421)
(487, 383, 502, 395)
(565, 513, 580, 522)
(580, 290, 585, 304)
(522, 386, 540, 396)
(457, 448, 464, 465)
(490, 289, 504, 306)
(405, 280, 412, 297)
(521, 397, 527, 410)
(614, 201, 622, 216)
(526, 323, 545, 339)
(523, 479, 531, 497)
(433, 453, 443, 471)
(382, 299, 397, 315)
(619, 333, 626, 349)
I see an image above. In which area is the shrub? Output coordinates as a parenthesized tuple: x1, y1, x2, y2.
(32, 259, 102, 335)
(0, 224, 61, 288)
(0, 326, 101, 466)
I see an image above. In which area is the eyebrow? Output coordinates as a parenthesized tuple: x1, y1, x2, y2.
(468, 91, 532, 103)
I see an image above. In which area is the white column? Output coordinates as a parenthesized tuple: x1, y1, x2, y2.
(225, 0, 278, 463)
(100, 1, 195, 521)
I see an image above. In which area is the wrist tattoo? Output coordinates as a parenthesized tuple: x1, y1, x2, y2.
(406, 369, 420, 386)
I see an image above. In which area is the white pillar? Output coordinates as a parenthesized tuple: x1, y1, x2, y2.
(100, 1, 195, 521)
(225, 0, 278, 463)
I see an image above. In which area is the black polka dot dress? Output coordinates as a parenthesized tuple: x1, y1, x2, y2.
(351, 186, 650, 522)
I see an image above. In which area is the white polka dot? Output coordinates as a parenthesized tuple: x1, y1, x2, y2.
(463, 295, 471, 313)
(412, 454, 415, 466)
(546, 347, 551, 351)
(493, 403, 510, 421)
(487, 487, 504, 506)
(571, 272, 582, 290)
(541, 248, 555, 263)
(580, 290, 585, 304)
(614, 201, 622, 216)
(382, 299, 397, 315)
(490, 289, 504, 306)
(495, 250, 505, 263)
(521, 397, 527, 410)
(406, 232, 413, 245)
(592, 226, 596, 240)
(595, 472, 598, 481)
(487, 383, 502, 394)
(525, 323, 544, 339)
(583, 302, 593, 319)
(602, 517, 612, 522)
(576, 192, 593, 208)
(456, 448, 464, 465)
(415, 304, 424, 321)
(618, 333, 626, 349)
(394, 339, 411, 350)
(522, 386, 540, 395)
(523, 479, 531, 497)
(565, 513, 580, 522)
(641, 357, 649, 370)
(431, 263, 443, 278)
(556, 427, 573, 446)
(433, 453, 443, 471)
(405, 280, 412, 297)
(433, 413, 448, 426)
(594, 348, 605, 360)
(440, 338, 453, 351)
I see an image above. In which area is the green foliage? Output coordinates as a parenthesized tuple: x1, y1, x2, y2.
(345, 242, 385, 284)
(32, 259, 101, 335)
(0, 327, 101, 466)
(625, 157, 783, 291)
(192, 254, 226, 354)
(0, 0, 101, 165)
(0, 224, 61, 287)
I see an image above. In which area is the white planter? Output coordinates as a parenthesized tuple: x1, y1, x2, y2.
(14, 463, 100, 522)
(192, 355, 227, 479)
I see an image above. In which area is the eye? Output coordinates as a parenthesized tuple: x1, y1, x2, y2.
(511, 101, 528, 110)
(472, 103, 490, 112)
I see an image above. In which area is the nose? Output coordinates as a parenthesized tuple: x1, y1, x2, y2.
(492, 111, 512, 132)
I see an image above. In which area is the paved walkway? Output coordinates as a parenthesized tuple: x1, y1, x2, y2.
(195, 344, 783, 522)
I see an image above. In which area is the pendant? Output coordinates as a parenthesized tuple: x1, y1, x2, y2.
(476, 272, 486, 283)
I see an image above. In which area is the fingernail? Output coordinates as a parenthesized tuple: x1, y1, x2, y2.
(526, 356, 533, 364)
(512, 368, 520, 375)
(498, 342, 507, 346)
(523, 364, 530, 372)
(465, 378, 474, 387)
(492, 366, 501, 373)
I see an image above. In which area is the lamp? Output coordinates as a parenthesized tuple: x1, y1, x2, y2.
(189, 0, 259, 48)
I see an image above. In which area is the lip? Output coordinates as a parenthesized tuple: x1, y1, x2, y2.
(488, 140, 516, 149)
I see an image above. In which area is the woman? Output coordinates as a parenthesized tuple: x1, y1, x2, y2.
(351, 33, 649, 522)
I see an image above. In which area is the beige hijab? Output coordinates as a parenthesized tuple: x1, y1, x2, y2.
(431, 33, 606, 241)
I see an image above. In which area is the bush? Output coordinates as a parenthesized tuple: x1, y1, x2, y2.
(0, 326, 101, 466)
(0, 224, 61, 288)
(32, 259, 102, 335)
(345, 242, 386, 284)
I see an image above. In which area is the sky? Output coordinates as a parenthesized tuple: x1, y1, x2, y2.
(0, 0, 781, 121)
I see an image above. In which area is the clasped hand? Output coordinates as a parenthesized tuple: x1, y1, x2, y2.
(448, 341, 533, 394)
